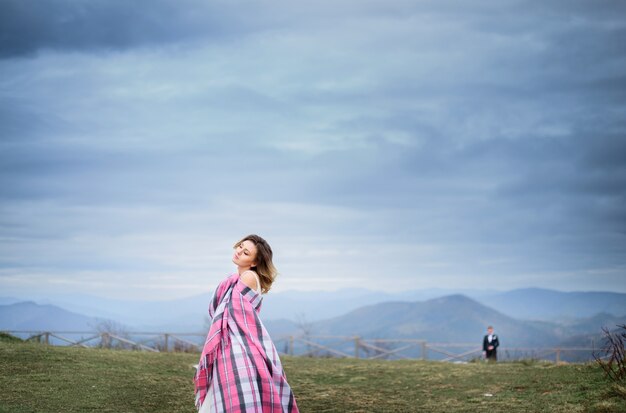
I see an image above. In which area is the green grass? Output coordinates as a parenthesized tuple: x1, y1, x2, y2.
(1, 341, 624, 412)
(0, 332, 22, 343)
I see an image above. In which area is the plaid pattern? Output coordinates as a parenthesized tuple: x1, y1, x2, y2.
(195, 273, 299, 412)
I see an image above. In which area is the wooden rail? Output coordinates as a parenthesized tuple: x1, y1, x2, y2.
(1, 330, 602, 363)
(272, 336, 601, 363)
(1, 330, 205, 353)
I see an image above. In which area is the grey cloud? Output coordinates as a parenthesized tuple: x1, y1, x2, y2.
(1, 0, 625, 296)
(582, 130, 626, 170)
(0, 107, 48, 141)
(3, 0, 624, 60)
(0, 0, 269, 58)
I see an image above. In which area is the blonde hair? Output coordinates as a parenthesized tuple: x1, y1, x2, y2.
(233, 234, 277, 293)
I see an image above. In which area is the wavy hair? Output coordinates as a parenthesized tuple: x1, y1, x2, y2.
(233, 234, 277, 294)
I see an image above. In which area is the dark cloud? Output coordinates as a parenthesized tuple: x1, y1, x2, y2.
(0, 0, 268, 58)
(582, 130, 626, 170)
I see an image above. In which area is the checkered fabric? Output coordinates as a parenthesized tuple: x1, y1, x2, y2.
(195, 273, 298, 412)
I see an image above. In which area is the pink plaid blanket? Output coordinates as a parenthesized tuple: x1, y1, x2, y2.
(194, 273, 299, 412)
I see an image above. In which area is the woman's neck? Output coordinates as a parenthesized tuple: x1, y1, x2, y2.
(237, 265, 252, 275)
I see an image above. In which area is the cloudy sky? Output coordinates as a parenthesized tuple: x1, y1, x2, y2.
(1, 0, 625, 300)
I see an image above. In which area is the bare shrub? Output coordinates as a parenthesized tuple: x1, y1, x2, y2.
(594, 324, 626, 383)
(295, 313, 315, 356)
(93, 320, 131, 349)
(173, 339, 199, 353)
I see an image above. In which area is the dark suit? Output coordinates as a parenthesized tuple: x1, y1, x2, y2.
(483, 333, 500, 361)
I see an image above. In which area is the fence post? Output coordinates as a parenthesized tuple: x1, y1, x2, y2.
(555, 348, 561, 364)
(354, 336, 360, 359)
(289, 336, 294, 356)
(164, 334, 169, 352)
(102, 333, 111, 349)
(44, 332, 50, 345)
(421, 341, 427, 360)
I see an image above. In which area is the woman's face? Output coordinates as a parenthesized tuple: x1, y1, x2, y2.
(232, 240, 258, 269)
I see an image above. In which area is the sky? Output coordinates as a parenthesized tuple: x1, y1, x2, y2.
(1, 0, 625, 300)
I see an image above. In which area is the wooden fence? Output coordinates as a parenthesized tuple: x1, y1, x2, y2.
(272, 335, 599, 363)
(2, 330, 205, 353)
(2, 330, 600, 363)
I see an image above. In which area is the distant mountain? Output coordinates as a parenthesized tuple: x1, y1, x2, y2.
(299, 295, 625, 349)
(2, 295, 621, 359)
(21, 287, 472, 331)
(478, 288, 626, 321)
(32, 293, 213, 332)
(0, 301, 109, 331)
(306, 294, 565, 347)
(556, 321, 626, 349)
(16, 288, 380, 334)
(8, 287, 625, 337)
(261, 287, 495, 322)
(262, 289, 411, 322)
(563, 312, 626, 335)
(263, 318, 299, 338)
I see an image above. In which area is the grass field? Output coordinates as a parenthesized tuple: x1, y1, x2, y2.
(1, 337, 625, 412)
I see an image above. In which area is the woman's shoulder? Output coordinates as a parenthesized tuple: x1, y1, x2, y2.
(239, 270, 260, 291)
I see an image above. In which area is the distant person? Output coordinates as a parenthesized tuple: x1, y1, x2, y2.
(483, 325, 500, 362)
(194, 234, 299, 412)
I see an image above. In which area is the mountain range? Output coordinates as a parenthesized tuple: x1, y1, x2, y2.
(476, 288, 626, 321)
(0, 301, 106, 331)
(4, 287, 624, 333)
(1, 288, 624, 355)
(305, 294, 624, 347)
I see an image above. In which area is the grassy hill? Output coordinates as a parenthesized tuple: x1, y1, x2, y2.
(1, 340, 625, 412)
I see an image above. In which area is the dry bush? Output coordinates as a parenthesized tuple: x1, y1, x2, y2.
(94, 320, 132, 349)
(594, 324, 626, 383)
(173, 339, 199, 353)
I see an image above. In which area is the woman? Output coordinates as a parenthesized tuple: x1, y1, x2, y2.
(195, 234, 299, 412)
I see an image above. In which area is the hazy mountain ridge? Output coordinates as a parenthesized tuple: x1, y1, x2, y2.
(477, 288, 626, 321)
(279, 295, 623, 360)
(0, 301, 111, 331)
(307, 295, 562, 346)
(31, 293, 212, 328)
(1, 288, 623, 350)
(0, 288, 466, 332)
(4, 287, 623, 332)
